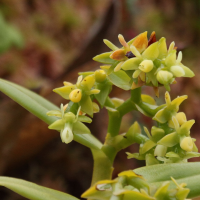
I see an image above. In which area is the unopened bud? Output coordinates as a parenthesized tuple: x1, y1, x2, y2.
(94, 70, 107, 82)
(157, 70, 173, 85)
(92, 102, 100, 113)
(170, 65, 185, 77)
(69, 89, 82, 102)
(176, 112, 187, 126)
(139, 60, 154, 73)
(180, 137, 193, 152)
(154, 145, 167, 157)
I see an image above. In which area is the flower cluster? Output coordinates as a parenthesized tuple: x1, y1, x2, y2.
(94, 31, 194, 92)
(127, 92, 199, 165)
(82, 170, 190, 200)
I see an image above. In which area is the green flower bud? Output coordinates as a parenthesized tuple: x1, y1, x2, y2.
(139, 60, 154, 73)
(180, 137, 193, 152)
(170, 65, 185, 77)
(94, 69, 107, 82)
(92, 102, 100, 113)
(156, 70, 173, 85)
(176, 112, 187, 126)
(69, 89, 82, 102)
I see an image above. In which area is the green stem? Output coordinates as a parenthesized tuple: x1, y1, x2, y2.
(91, 149, 114, 185)
(117, 98, 137, 116)
(107, 112, 122, 137)
(130, 87, 141, 104)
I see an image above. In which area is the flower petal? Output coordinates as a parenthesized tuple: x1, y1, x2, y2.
(142, 42, 159, 61)
(132, 31, 148, 53)
(153, 108, 170, 123)
(170, 95, 187, 112)
(140, 140, 156, 154)
(158, 132, 179, 147)
(53, 85, 75, 99)
(165, 50, 176, 67)
(158, 37, 167, 59)
(110, 49, 126, 61)
(48, 119, 65, 131)
(180, 65, 195, 78)
(121, 57, 142, 70)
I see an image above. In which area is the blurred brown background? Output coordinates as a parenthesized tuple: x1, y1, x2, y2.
(0, 0, 200, 199)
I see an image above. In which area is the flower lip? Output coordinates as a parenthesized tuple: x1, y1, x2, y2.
(125, 51, 135, 59)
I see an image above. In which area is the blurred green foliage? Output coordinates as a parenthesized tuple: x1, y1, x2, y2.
(0, 11, 23, 53)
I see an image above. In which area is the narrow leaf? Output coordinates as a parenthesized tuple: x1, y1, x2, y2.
(134, 162, 200, 198)
(0, 79, 102, 150)
(0, 176, 79, 200)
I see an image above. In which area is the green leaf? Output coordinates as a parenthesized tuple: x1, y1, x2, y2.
(108, 70, 131, 90)
(94, 81, 112, 107)
(93, 52, 115, 64)
(1, 79, 58, 110)
(0, 78, 57, 125)
(0, 79, 103, 150)
(134, 162, 200, 198)
(0, 176, 79, 200)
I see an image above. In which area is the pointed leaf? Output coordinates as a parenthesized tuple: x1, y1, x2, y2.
(0, 176, 79, 200)
(134, 162, 200, 198)
(158, 37, 167, 59)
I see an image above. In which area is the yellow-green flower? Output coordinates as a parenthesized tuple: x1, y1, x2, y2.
(47, 105, 92, 144)
(53, 75, 100, 116)
(153, 92, 187, 126)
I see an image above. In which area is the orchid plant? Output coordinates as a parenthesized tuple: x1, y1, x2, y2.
(0, 31, 200, 200)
